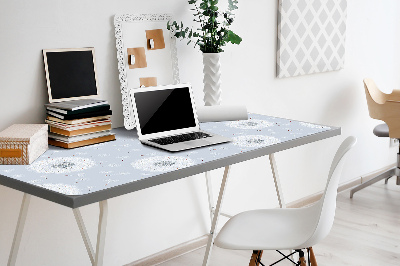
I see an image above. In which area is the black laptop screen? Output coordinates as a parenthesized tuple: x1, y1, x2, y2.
(134, 87, 196, 135)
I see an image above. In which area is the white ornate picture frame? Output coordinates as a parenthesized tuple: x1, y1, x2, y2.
(114, 14, 180, 129)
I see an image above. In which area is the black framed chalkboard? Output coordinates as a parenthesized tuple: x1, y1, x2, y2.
(43, 48, 99, 103)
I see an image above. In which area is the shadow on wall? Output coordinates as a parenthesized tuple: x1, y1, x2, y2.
(107, 15, 124, 128)
(108, 15, 121, 92)
(318, 84, 361, 126)
(36, 53, 49, 112)
(1, 54, 49, 131)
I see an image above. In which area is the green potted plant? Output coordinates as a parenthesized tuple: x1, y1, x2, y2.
(167, 0, 242, 106)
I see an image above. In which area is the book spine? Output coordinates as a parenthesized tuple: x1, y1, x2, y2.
(46, 115, 111, 125)
(47, 111, 64, 119)
(46, 107, 68, 114)
(47, 121, 111, 130)
(48, 134, 116, 149)
(49, 124, 112, 136)
(47, 110, 112, 120)
(46, 105, 110, 115)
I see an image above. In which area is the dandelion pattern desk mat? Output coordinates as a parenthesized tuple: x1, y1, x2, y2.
(0, 114, 332, 196)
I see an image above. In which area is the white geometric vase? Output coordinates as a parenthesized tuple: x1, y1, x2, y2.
(202, 53, 222, 106)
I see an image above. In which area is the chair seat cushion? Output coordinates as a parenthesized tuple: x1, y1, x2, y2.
(373, 123, 389, 137)
(214, 204, 320, 251)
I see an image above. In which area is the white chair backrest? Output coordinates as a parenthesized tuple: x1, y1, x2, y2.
(303, 136, 356, 247)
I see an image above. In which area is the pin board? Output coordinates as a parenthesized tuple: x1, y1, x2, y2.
(114, 14, 180, 130)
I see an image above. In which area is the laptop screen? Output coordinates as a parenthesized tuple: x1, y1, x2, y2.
(134, 86, 196, 135)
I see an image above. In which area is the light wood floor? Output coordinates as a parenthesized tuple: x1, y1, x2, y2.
(160, 178, 400, 266)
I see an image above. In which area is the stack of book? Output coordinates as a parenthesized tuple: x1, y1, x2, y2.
(45, 99, 116, 148)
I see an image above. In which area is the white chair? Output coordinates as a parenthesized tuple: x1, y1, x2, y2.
(214, 136, 356, 266)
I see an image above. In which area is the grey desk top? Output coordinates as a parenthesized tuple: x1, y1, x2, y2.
(0, 114, 340, 208)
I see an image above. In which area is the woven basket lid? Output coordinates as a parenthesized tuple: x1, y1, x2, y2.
(0, 124, 48, 143)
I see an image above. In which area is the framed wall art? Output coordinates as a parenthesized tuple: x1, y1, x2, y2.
(276, 0, 347, 78)
(114, 13, 180, 129)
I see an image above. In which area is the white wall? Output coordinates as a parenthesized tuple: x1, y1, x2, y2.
(1, 0, 400, 265)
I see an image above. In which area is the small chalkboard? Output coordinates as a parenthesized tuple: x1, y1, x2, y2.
(43, 48, 99, 103)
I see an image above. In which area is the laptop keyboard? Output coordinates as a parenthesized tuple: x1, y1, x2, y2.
(149, 132, 211, 145)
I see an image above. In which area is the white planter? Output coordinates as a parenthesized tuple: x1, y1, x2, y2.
(202, 53, 222, 106)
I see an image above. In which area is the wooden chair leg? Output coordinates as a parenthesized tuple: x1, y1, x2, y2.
(249, 250, 263, 266)
(298, 250, 307, 266)
(308, 247, 318, 266)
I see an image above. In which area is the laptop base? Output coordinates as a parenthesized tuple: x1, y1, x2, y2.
(141, 131, 231, 152)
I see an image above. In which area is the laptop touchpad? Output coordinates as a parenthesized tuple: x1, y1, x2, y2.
(184, 140, 212, 147)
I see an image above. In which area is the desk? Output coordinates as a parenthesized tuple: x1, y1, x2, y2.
(0, 113, 340, 266)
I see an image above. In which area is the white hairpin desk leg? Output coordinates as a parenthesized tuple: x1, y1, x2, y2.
(269, 153, 286, 208)
(205, 171, 214, 222)
(73, 208, 95, 265)
(95, 200, 108, 266)
(8, 193, 31, 266)
(74, 200, 108, 266)
(202, 166, 231, 266)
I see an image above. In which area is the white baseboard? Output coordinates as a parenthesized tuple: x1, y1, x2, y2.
(360, 163, 396, 184)
(125, 235, 209, 266)
(127, 163, 396, 265)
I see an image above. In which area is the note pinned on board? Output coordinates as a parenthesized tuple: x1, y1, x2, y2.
(146, 29, 165, 50)
(139, 77, 157, 87)
(127, 47, 147, 69)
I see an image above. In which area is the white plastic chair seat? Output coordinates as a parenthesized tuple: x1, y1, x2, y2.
(215, 202, 320, 250)
(214, 136, 357, 263)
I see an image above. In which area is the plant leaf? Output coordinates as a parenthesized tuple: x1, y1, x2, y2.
(227, 30, 242, 44)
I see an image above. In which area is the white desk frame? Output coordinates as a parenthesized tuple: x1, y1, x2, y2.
(7, 154, 286, 266)
(8, 197, 109, 266)
(3, 117, 339, 266)
(202, 153, 285, 266)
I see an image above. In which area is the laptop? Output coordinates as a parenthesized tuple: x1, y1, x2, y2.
(130, 84, 231, 152)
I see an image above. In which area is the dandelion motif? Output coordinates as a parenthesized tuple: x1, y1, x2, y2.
(53, 162, 75, 169)
(117, 172, 131, 176)
(226, 119, 274, 129)
(38, 183, 82, 195)
(27, 179, 41, 184)
(299, 122, 330, 130)
(131, 156, 195, 172)
(108, 163, 121, 168)
(28, 157, 95, 174)
(104, 179, 119, 183)
(3, 169, 15, 173)
(233, 135, 280, 148)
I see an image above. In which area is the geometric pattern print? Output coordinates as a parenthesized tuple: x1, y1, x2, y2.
(277, 0, 347, 78)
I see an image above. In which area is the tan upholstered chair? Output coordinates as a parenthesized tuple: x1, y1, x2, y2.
(350, 78, 400, 197)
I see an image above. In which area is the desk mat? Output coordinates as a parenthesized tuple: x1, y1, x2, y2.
(0, 114, 333, 197)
